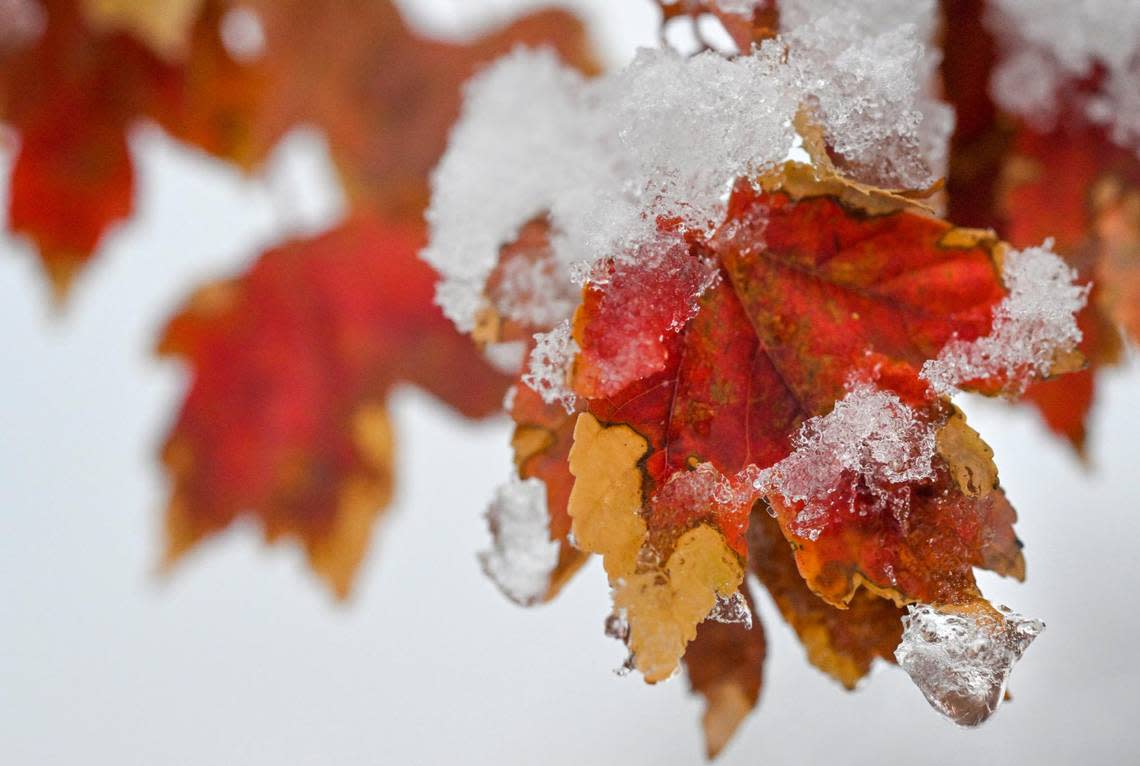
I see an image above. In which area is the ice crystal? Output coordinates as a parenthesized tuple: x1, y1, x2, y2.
(987, 0, 1140, 151)
(521, 320, 578, 413)
(424, 50, 606, 332)
(779, 0, 953, 186)
(754, 382, 937, 540)
(709, 590, 753, 629)
(896, 603, 1044, 726)
(650, 462, 762, 553)
(577, 244, 720, 397)
(494, 250, 578, 330)
(922, 242, 1088, 395)
(424, 1, 949, 331)
(478, 477, 560, 607)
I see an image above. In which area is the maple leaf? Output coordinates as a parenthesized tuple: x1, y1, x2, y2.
(683, 581, 765, 759)
(0, 0, 596, 300)
(0, 0, 180, 299)
(161, 0, 597, 218)
(996, 123, 1139, 429)
(159, 216, 510, 598)
(747, 506, 903, 689)
(941, 0, 1139, 451)
(565, 155, 1078, 690)
(156, 3, 595, 597)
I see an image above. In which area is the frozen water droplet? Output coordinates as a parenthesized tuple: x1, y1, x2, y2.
(709, 591, 753, 629)
(604, 610, 637, 675)
(521, 320, 578, 413)
(605, 610, 630, 642)
(613, 653, 636, 677)
(895, 603, 1044, 726)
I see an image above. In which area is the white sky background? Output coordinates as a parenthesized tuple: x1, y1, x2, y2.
(2, 2, 1139, 764)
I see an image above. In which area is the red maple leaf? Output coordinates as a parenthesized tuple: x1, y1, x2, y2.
(160, 216, 510, 597)
(558, 153, 1075, 737)
(156, 2, 597, 596)
(0, 0, 180, 298)
(942, 0, 1138, 451)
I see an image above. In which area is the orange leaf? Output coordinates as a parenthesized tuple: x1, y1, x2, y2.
(159, 216, 510, 597)
(683, 580, 765, 759)
(747, 506, 902, 690)
(155, 2, 595, 596)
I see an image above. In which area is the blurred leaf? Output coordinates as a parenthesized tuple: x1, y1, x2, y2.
(942, 0, 1139, 452)
(160, 0, 598, 219)
(0, 0, 180, 298)
(160, 216, 511, 597)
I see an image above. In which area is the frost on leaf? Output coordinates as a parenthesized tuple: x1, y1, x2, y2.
(574, 243, 720, 399)
(754, 382, 937, 541)
(566, 159, 1060, 683)
(763, 396, 1026, 608)
(481, 380, 588, 606)
(896, 602, 1044, 726)
(777, 0, 953, 187)
(490, 236, 578, 330)
(942, 0, 1139, 450)
(420, 0, 1089, 739)
(425, 0, 949, 331)
(497, 383, 587, 603)
(994, 127, 1139, 449)
(478, 477, 560, 607)
(921, 242, 1088, 395)
(522, 320, 578, 413)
